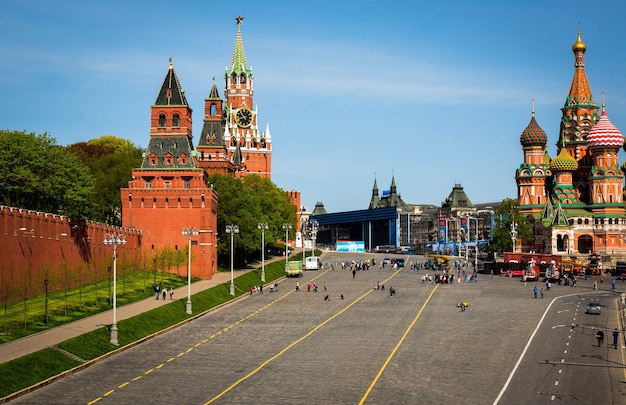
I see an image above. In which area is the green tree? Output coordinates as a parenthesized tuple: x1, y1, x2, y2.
(491, 198, 532, 252)
(0, 130, 95, 218)
(208, 174, 297, 267)
(66, 136, 142, 224)
(87, 135, 139, 154)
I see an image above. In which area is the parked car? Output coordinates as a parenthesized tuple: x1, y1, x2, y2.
(586, 301, 601, 314)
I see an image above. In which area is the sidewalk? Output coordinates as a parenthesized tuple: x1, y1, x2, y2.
(0, 269, 257, 365)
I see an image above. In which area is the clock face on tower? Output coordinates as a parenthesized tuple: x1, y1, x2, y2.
(235, 107, 252, 128)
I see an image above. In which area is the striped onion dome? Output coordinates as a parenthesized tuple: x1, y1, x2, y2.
(550, 148, 578, 172)
(520, 114, 548, 147)
(587, 109, 624, 149)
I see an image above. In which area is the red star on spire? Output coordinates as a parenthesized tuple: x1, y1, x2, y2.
(235, 15, 244, 25)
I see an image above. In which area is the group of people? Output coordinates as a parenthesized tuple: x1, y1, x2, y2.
(249, 282, 280, 295)
(153, 284, 174, 300)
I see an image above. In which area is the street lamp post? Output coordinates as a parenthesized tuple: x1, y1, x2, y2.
(510, 221, 518, 253)
(282, 223, 292, 272)
(468, 216, 480, 269)
(225, 224, 239, 296)
(258, 223, 268, 283)
(310, 219, 319, 256)
(44, 278, 49, 325)
(182, 227, 198, 314)
(103, 232, 126, 346)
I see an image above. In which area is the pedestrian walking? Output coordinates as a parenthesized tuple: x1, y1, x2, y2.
(596, 330, 604, 347)
(323, 281, 327, 292)
(155, 284, 160, 300)
(169, 288, 174, 300)
(295, 282, 300, 292)
(540, 288, 544, 299)
(352, 269, 356, 278)
(162, 288, 167, 300)
(533, 286, 538, 299)
(614, 329, 619, 349)
(612, 279, 616, 290)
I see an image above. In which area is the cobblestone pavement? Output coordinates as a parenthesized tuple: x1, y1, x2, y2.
(8, 252, 624, 405)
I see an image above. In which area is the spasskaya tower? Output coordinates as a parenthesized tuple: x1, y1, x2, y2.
(196, 15, 272, 178)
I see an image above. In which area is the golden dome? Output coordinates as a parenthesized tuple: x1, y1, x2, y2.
(572, 31, 586, 53)
(550, 148, 578, 172)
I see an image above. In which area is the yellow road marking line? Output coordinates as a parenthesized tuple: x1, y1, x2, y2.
(204, 267, 404, 404)
(359, 284, 439, 404)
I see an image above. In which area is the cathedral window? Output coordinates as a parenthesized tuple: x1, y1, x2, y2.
(145, 180, 152, 189)
(184, 180, 190, 189)
(164, 182, 170, 189)
(159, 114, 166, 127)
(173, 114, 180, 127)
(240, 73, 246, 84)
(231, 72, 237, 86)
(210, 103, 217, 116)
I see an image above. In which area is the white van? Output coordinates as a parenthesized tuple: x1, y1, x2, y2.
(305, 256, 322, 270)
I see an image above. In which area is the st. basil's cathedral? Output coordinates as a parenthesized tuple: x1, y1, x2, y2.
(516, 31, 626, 261)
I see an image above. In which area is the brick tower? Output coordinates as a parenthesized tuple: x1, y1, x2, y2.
(121, 59, 218, 280)
(196, 15, 272, 178)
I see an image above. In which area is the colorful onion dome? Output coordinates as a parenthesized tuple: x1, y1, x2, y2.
(550, 148, 578, 172)
(572, 31, 586, 53)
(587, 108, 624, 149)
(520, 114, 548, 147)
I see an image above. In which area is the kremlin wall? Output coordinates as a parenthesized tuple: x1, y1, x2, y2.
(0, 205, 142, 296)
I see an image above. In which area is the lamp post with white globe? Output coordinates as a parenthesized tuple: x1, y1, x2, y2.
(282, 223, 292, 272)
(225, 224, 239, 296)
(182, 227, 198, 314)
(103, 232, 126, 345)
(258, 223, 268, 283)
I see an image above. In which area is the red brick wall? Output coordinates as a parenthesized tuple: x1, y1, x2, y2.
(121, 172, 219, 280)
(0, 205, 142, 297)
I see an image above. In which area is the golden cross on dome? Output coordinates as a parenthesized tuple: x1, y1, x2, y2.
(235, 15, 244, 25)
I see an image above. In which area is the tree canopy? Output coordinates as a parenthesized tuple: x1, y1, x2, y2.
(490, 198, 532, 252)
(208, 173, 297, 267)
(0, 130, 95, 218)
(67, 136, 142, 224)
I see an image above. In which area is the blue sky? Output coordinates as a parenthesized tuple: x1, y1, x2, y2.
(2, 0, 626, 213)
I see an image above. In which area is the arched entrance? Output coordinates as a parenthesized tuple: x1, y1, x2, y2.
(577, 235, 593, 254)
(556, 234, 569, 252)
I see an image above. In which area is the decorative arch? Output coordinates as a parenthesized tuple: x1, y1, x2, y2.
(577, 235, 593, 254)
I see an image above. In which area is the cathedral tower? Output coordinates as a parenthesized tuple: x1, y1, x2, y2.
(516, 101, 550, 214)
(558, 31, 600, 204)
(587, 100, 624, 216)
